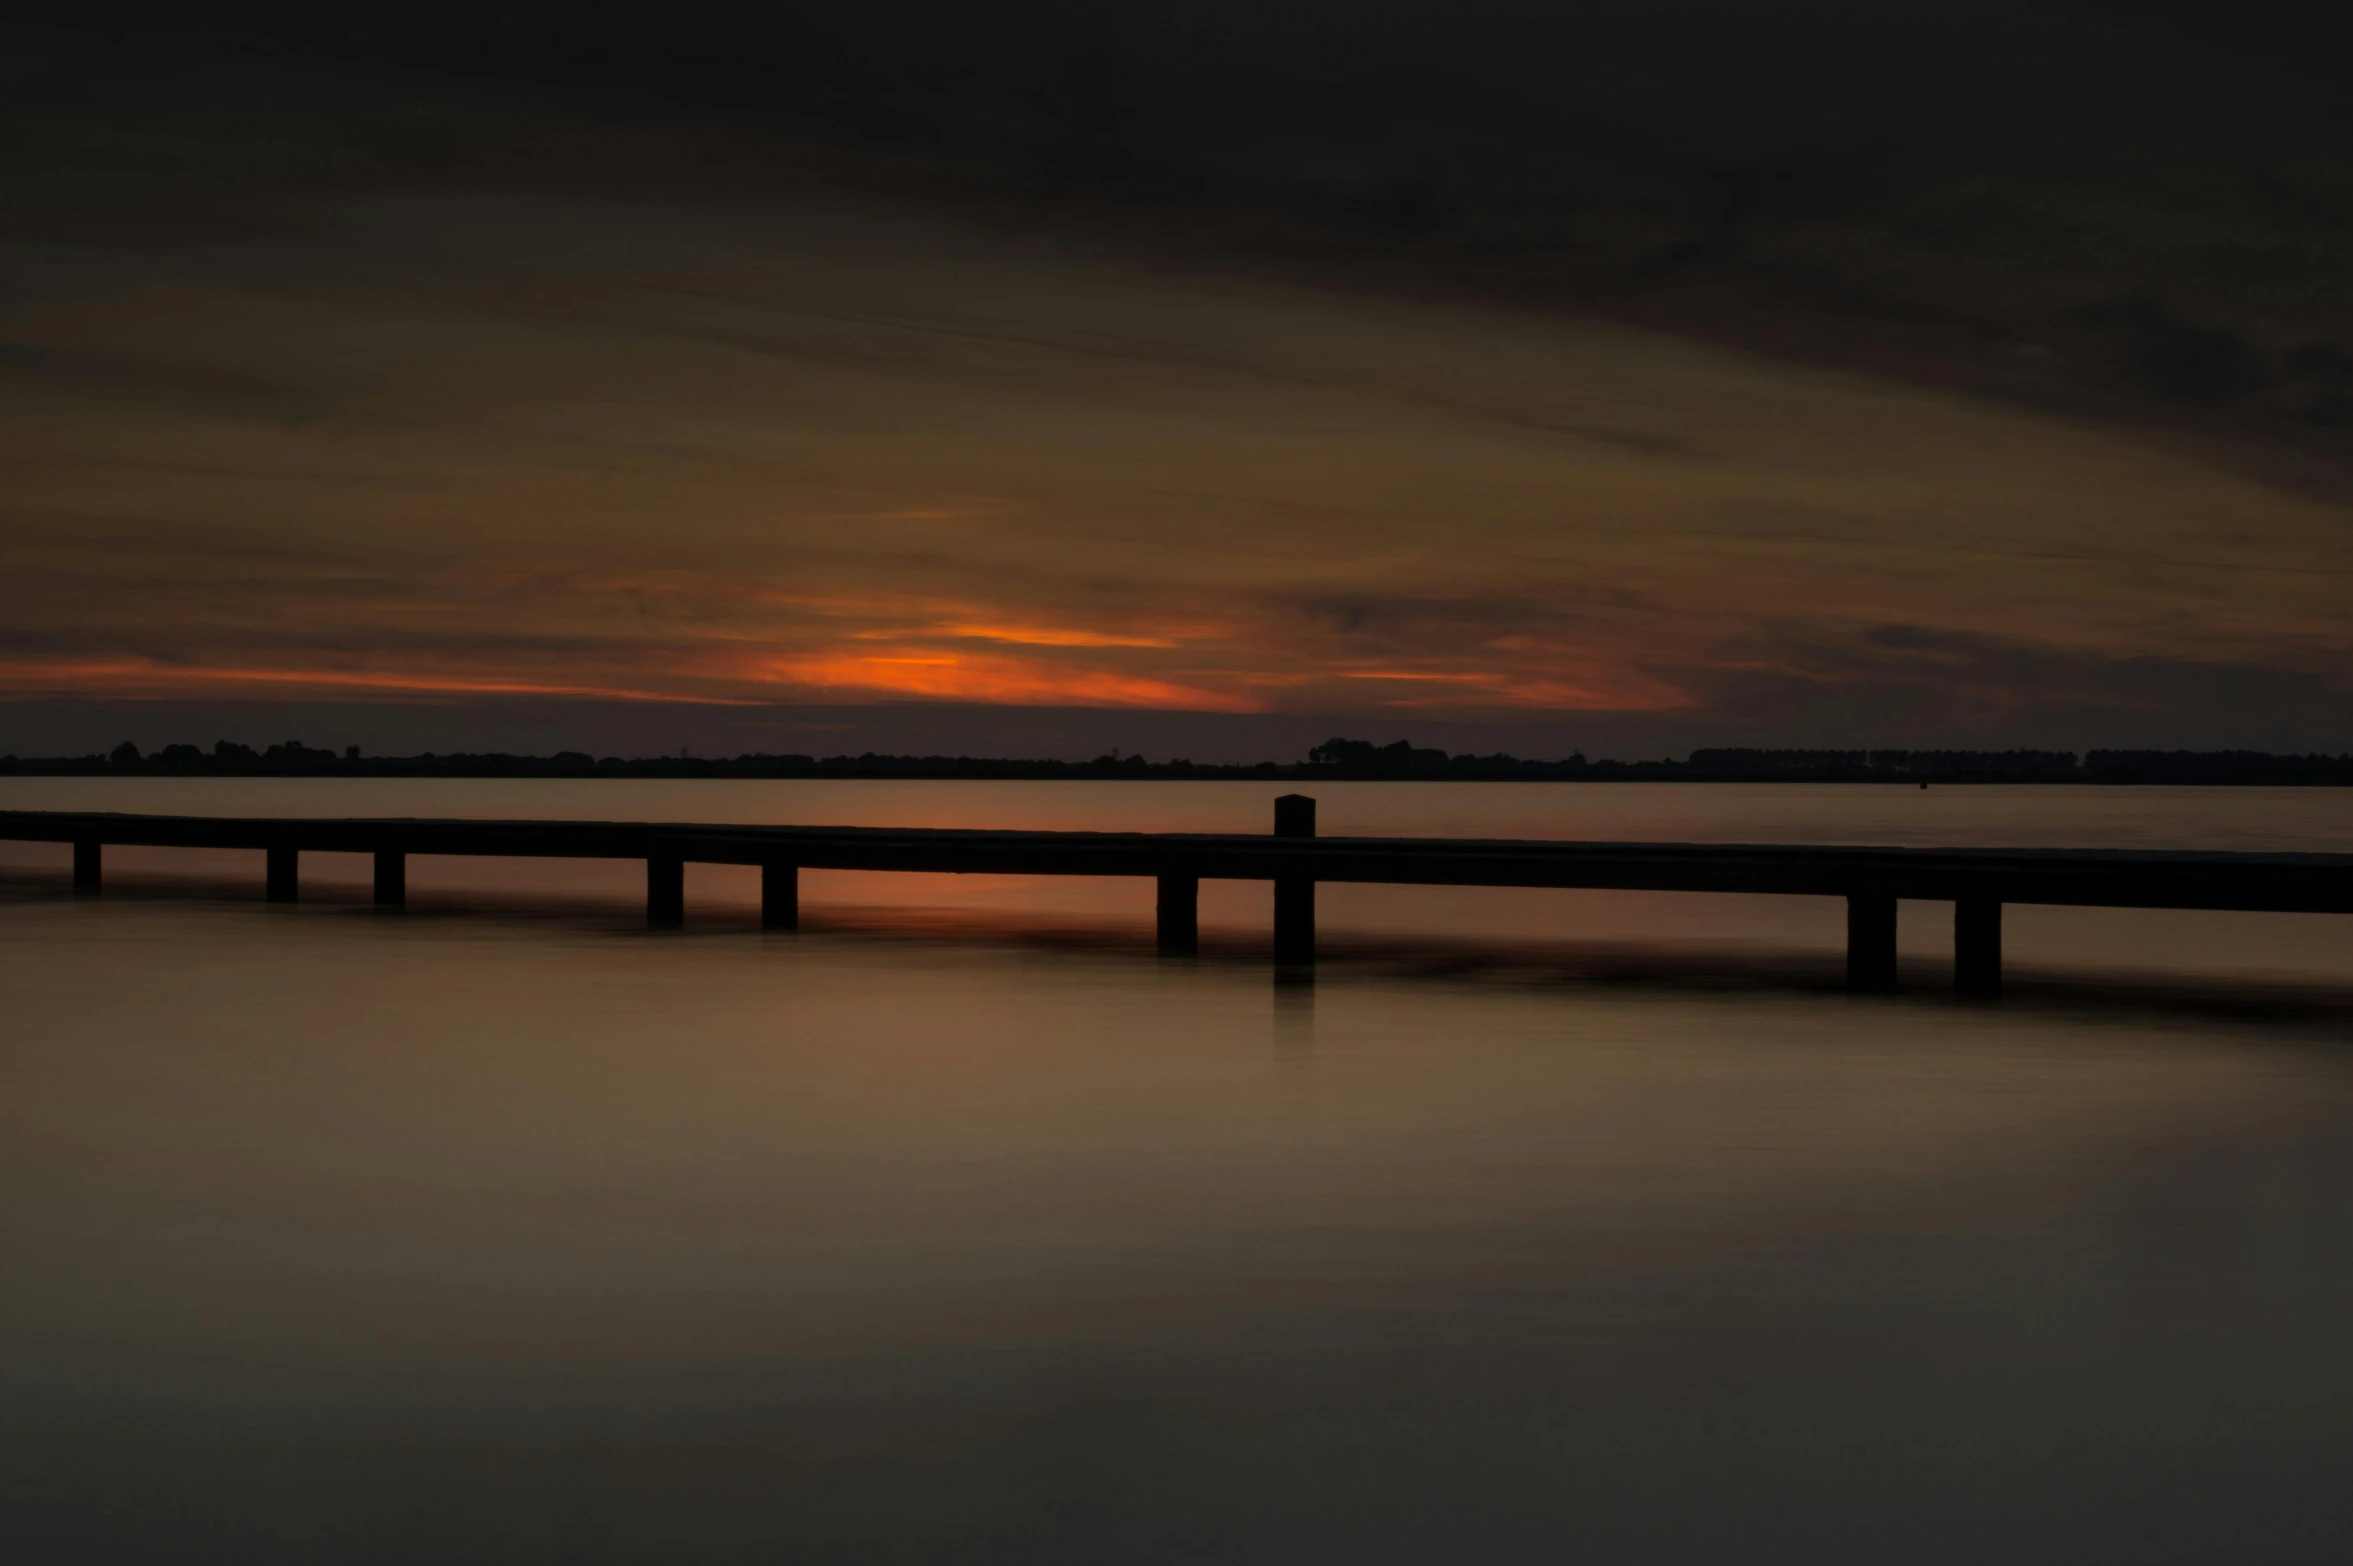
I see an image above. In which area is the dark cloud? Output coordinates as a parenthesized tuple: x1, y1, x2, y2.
(0, 343, 329, 426)
(11, 5, 2353, 460)
(1665, 622, 2353, 750)
(1, 511, 350, 564)
(1270, 585, 1650, 648)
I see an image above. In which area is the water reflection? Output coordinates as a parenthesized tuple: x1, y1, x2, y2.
(6, 862, 2352, 1039)
(4, 894, 2351, 1559)
(7, 782, 2353, 1558)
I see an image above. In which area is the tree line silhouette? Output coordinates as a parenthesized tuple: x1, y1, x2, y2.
(3, 738, 2347, 784)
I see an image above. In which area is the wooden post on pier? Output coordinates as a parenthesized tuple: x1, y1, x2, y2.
(1955, 894, 2002, 1000)
(761, 862, 799, 931)
(373, 851, 405, 908)
(266, 844, 299, 903)
(1847, 893, 1897, 991)
(72, 839, 100, 896)
(647, 851, 685, 928)
(1157, 873, 1199, 955)
(1273, 794, 1316, 964)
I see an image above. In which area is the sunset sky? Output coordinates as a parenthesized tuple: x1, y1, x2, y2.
(4, 6, 2350, 758)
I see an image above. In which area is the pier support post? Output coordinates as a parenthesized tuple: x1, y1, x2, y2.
(1955, 895, 2002, 1001)
(1157, 873, 1199, 955)
(72, 840, 101, 896)
(266, 844, 299, 903)
(761, 862, 799, 931)
(1273, 794, 1316, 965)
(373, 851, 405, 908)
(647, 851, 684, 929)
(1846, 894, 1897, 992)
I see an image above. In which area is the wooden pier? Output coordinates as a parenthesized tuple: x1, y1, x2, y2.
(6, 799, 2348, 999)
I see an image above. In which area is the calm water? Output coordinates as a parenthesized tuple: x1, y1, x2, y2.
(4, 781, 2352, 1560)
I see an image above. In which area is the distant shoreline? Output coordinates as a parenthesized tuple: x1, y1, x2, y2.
(4, 742, 2348, 786)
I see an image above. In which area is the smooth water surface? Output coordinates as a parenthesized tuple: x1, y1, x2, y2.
(4, 782, 2352, 1560)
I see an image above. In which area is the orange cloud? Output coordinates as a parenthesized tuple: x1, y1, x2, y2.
(1337, 670, 1501, 683)
(859, 622, 1183, 648)
(746, 649, 1261, 711)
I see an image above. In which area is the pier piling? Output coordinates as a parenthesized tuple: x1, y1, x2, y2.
(1157, 874, 1199, 955)
(1955, 895, 2002, 1000)
(72, 840, 100, 896)
(266, 844, 298, 903)
(1847, 894, 1898, 991)
(373, 851, 405, 908)
(647, 851, 685, 928)
(761, 862, 798, 930)
(1273, 794, 1317, 964)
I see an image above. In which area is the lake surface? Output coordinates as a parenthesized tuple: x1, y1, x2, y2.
(4, 781, 2352, 1561)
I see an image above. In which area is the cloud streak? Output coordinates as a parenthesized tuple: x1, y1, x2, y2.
(0, 659, 760, 705)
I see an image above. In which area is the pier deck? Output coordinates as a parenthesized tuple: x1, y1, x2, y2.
(7, 803, 2347, 998)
